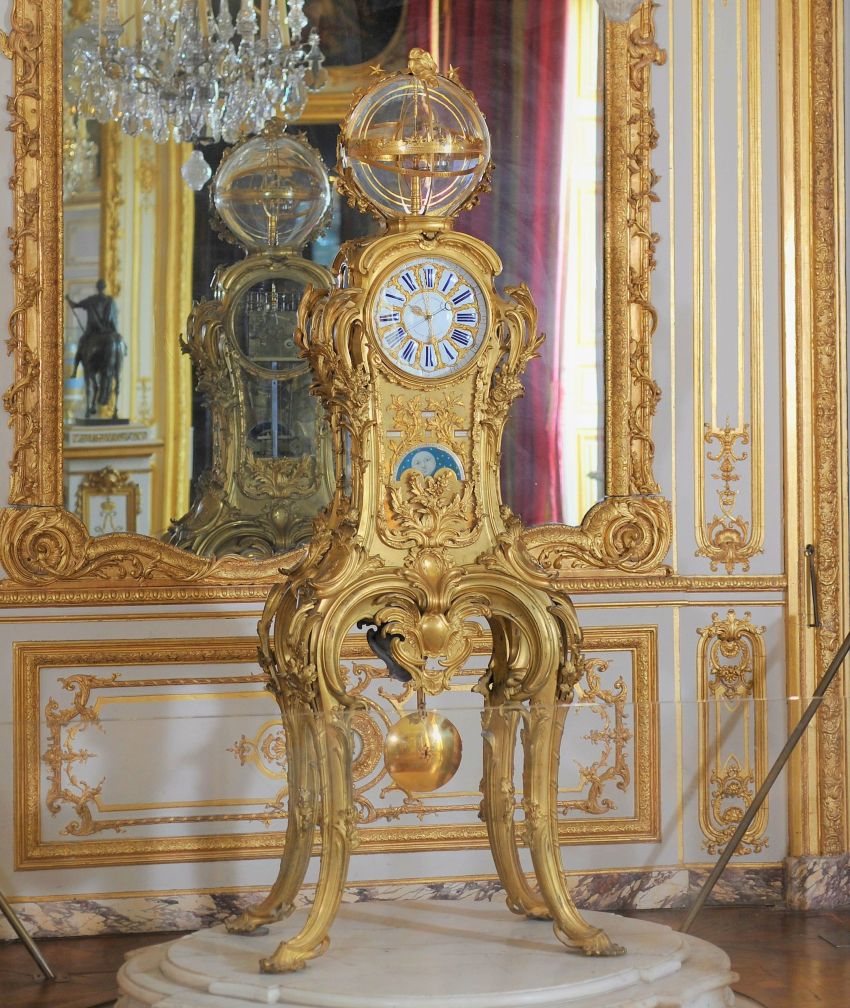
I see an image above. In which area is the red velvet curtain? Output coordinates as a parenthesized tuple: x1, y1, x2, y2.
(408, 0, 570, 525)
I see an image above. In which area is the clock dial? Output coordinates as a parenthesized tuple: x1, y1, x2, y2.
(372, 256, 489, 379)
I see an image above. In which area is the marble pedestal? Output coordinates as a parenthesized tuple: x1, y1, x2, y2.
(116, 900, 761, 1008)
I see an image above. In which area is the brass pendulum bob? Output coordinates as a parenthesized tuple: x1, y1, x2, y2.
(384, 689, 462, 793)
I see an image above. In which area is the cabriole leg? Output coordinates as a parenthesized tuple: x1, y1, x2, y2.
(259, 701, 355, 973)
(523, 681, 625, 957)
(226, 700, 318, 935)
(481, 618, 550, 919)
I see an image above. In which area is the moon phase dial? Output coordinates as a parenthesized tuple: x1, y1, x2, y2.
(372, 256, 489, 379)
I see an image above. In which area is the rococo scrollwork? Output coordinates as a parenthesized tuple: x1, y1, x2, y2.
(0, 0, 669, 603)
(167, 252, 335, 559)
(224, 51, 639, 973)
(697, 610, 768, 856)
(14, 629, 656, 869)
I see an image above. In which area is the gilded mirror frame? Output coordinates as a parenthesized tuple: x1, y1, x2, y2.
(0, 1, 669, 605)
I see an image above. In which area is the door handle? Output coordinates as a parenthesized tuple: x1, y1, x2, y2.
(805, 543, 821, 628)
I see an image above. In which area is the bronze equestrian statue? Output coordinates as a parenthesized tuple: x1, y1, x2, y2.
(66, 280, 125, 420)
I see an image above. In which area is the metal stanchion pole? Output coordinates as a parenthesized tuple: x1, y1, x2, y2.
(0, 888, 56, 980)
(680, 625, 850, 934)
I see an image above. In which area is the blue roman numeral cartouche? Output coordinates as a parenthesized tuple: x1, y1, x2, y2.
(401, 340, 417, 363)
(400, 271, 417, 292)
(379, 311, 400, 323)
(423, 344, 435, 368)
(450, 329, 472, 347)
(424, 267, 435, 288)
(455, 311, 476, 323)
(451, 288, 473, 306)
(440, 272, 457, 292)
(439, 340, 458, 362)
(385, 327, 406, 348)
(385, 290, 404, 304)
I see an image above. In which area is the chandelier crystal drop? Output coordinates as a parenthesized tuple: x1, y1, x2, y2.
(63, 103, 99, 197)
(69, 0, 328, 146)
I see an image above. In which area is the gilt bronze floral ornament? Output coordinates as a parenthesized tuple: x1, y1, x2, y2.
(228, 50, 625, 972)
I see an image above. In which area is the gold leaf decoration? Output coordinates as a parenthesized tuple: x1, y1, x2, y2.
(697, 610, 768, 856)
(696, 423, 763, 574)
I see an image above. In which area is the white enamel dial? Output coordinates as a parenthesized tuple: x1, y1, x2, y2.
(372, 256, 489, 379)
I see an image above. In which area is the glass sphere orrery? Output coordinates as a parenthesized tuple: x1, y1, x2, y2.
(337, 49, 491, 221)
(212, 128, 331, 252)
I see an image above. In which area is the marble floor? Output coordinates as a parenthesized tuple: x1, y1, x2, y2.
(0, 905, 848, 1008)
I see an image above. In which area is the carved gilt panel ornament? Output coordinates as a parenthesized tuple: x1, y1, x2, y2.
(14, 628, 656, 869)
(74, 464, 140, 535)
(232, 50, 631, 975)
(0, 1, 669, 603)
(697, 610, 769, 856)
(167, 126, 335, 559)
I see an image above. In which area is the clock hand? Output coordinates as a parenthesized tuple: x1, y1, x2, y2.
(424, 309, 435, 344)
(405, 307, 435, 342)
(406, 315, 429, 336)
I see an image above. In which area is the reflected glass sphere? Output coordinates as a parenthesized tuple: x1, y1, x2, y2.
(213, 131, 331, 251)
(338, 49, 490, 219)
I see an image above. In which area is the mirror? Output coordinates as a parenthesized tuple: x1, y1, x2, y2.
(0, 0, 668, 597)
(61, 0, 603, 548)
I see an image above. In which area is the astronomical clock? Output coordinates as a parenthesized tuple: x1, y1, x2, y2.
(168, 125, 334, 557)
(227, 51, 624, 972)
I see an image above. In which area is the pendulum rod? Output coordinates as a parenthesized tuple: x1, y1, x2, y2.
(680, 624, 850, 934)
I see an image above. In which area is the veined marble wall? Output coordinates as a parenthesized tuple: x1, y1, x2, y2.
(0, 0, 847, 938)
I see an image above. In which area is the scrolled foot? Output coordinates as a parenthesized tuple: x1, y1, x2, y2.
(506, 896, 551, 921)
(554, 924, 626, 957)
(225, 905, 292, 935)
(259, 936, 330, 974)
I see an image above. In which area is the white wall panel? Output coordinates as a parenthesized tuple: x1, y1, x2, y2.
(0, 1, 801, 934)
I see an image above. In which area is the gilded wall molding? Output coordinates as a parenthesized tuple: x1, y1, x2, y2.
(0, 506, 295, 586)
(0, 569, 788, 609)
(4, 2, 56, 506)
(623, 4, 666, 498)
(697, 610, 768, 856)
(696, 424, 763, 574)
(0, 1, 670, 603)
(15, 628, 658, 868)
(779, 0, 849, 858)
(692, 0, 765, 577)
(523, 496, 671, 575)
(99, 122, 123, 299)
(806, 0, 847, 855)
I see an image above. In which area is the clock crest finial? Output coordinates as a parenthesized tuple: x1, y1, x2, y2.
(407, 47, 439, 81)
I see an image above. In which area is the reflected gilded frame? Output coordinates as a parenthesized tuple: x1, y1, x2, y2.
(0, 1, 669, 604)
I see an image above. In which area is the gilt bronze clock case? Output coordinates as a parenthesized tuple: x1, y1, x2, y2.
(169, 253, 335, 558)
(168, 129, 335, 558)
(228, 52, 625, 973)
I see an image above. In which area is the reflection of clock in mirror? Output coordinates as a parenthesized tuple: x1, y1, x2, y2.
(167, 125, 334, 559)
(371, 256, 489, 379)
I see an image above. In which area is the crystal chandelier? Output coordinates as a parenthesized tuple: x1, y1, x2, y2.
(63, 102, 99, 197)
(69, 0, 328, 146)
